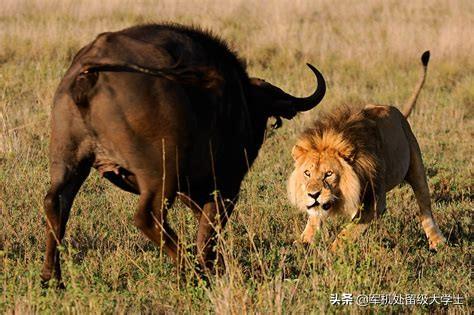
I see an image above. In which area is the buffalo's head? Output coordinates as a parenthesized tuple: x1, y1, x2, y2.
(249, 64, 326, 128)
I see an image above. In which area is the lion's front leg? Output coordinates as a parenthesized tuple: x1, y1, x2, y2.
(330, 221, 371, 252)
(299, 212, 322, 244)
(330, 192, 386, 251)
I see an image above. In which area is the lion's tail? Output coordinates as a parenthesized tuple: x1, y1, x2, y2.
(402, 50, 430, 118)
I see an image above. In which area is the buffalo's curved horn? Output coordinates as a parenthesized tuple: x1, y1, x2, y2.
(266, 63, 326, 119)
(290, 63, 326, 112)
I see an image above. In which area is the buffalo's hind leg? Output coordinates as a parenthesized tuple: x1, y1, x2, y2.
(41, 160, 91, 286)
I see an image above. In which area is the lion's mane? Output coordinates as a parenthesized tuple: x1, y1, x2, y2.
(290, 107, 381, 218)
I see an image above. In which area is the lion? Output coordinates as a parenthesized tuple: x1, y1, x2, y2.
(287, 51, 446, 251)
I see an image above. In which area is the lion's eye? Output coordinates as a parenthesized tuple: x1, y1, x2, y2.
(304, 170, 311, 177)
(325, 171, 333, 177)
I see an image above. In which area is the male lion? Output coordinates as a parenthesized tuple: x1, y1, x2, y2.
(288, 51, 446, 251)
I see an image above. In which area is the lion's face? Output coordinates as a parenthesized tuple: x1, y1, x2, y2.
(288, 145, 345, 215)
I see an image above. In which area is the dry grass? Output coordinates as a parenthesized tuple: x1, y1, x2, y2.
(0, 0, 472, 313)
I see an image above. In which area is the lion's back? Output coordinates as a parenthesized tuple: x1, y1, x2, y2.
(364, 104, 412, 189)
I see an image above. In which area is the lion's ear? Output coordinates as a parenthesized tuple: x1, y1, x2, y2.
(339, 149, 357, 164)
(292, 145, 308, 161)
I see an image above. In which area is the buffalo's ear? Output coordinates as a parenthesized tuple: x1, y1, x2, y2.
(292, 144, 308, 161)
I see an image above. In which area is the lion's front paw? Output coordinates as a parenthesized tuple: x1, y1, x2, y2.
(429, 235, 447, 251)
(297, 232, 314, 244)
(330, 239, 341, 252)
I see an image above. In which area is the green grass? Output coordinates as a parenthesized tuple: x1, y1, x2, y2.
(1, 0, 472, 313)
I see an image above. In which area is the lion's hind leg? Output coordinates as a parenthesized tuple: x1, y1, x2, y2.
(405, 140, 446, 250)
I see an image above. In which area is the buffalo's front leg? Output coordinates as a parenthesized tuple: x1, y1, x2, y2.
(41, 161, 90, 285)
(134, 191, 180, 262)
(132, 168, 184, 269)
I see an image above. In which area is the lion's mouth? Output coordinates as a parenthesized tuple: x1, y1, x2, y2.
(306, 201, 320, 209)
(322, 202, 332, 211)
(307, 201, 333, 210)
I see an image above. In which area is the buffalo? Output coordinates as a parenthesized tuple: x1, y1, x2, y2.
(41, 23, 326, 284)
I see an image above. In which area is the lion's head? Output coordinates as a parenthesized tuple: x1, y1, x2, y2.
(287, 108, 378, 219)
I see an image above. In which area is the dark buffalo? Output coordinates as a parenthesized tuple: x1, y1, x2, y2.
(41, 24, 325, 284)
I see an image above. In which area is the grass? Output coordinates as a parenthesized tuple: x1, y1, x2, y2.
(0, 0, 472, 313)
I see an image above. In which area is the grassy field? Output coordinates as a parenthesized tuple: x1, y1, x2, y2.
(0, 0, 472, 313)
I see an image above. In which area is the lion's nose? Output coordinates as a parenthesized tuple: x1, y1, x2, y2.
(307, 191, 321, 200)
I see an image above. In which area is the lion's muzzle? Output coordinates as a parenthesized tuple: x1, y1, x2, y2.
(306, 191, 321, 209)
